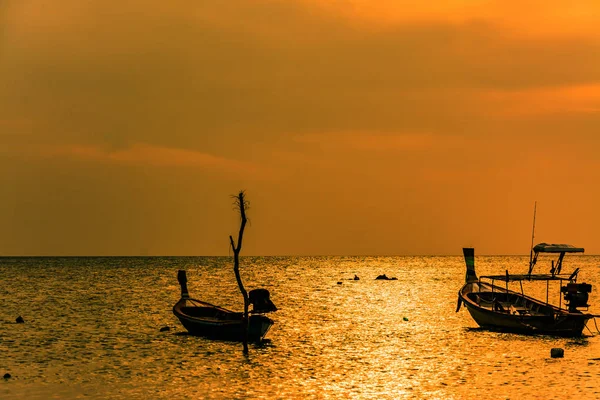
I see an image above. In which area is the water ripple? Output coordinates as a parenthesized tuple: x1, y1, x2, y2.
(1, 255, 599, 399)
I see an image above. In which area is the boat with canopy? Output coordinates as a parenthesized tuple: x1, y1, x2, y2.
(456, 243, 595, 337)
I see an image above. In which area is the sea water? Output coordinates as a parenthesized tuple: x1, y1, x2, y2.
(1, 255, 600, 399)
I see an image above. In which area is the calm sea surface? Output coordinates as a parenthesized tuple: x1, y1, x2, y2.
(2, 255, 600, 399)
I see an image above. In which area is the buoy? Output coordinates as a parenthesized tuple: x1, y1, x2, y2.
(15, 316, 24, 323)
(3, 373, 11, 379)
(159, 326, 170, 332)
(337, 281, 342, 285)
(551, 348, 564, 358)
(403, 317, 409, 321)
(353, 275, 360, 280)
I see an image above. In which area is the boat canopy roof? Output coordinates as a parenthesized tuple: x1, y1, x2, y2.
(533, 243, 584, 254)
(480, 273, 574, 282)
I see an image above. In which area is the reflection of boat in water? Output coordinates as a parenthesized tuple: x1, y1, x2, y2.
(457, 244, 594, 337)
(173, 270, 276, 342)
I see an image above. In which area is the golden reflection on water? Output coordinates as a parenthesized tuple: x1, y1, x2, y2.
(1, 255, 600, 399)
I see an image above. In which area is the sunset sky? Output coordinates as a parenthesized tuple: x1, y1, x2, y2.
(2, 0, 600, 255)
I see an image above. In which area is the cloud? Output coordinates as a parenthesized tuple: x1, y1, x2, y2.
(298, 0, 600, 38)
(479, 84, 600, 117)
(0, 118, 33, 129)
(36, 143, 269, 178)
(293, 131, 466, 152)
(3, 0, 600, 154)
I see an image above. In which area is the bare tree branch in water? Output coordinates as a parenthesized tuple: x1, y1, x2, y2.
(229, 190, 250, 354)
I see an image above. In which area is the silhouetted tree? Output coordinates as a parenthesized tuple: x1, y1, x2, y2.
(229, 190, 250, 354)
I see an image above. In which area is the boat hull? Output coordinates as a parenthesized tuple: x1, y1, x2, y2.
(173, 298, 274, 342)
(459, 283, 592, 337)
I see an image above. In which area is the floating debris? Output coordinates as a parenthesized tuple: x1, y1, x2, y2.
(3, 373, 11, 379)
(15, 316, 24, 324)
(375, 274, 397, 280)
(551, 348, 564, 358)
(159, 326, 171, 332)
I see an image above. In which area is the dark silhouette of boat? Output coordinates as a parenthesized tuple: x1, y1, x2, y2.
(457, 244, 595, 337)
(173, 270, 276, 342)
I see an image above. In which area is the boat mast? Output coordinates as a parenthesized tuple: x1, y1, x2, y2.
(528, 201, 537, 275)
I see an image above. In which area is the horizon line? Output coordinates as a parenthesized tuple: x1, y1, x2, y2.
(0, 253, 596, 258)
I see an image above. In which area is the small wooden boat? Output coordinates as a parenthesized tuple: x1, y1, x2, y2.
(173, 270, 276, 342)
(457, 244, 595, 337)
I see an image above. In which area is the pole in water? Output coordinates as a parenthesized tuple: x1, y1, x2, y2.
(528, 201, 537, 275)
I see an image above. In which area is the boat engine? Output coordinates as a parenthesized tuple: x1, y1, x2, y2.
(561, 283, 592, 312)
(249, 288, 277, 313)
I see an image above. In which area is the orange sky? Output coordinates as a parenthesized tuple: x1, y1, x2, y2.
(1, 0, 600, 255)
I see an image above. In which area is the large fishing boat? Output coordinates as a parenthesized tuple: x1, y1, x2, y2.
(173, 270, 276, 342)
(456, 243, 594, 337)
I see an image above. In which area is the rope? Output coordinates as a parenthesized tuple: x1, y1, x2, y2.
(584, 317, 600, 336)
